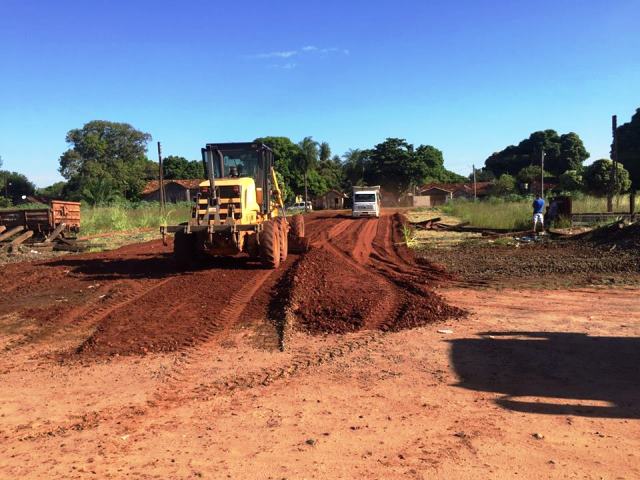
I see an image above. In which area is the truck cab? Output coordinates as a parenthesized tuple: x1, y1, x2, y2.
(352, 186, 381, 218)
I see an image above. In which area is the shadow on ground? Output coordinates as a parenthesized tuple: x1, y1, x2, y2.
(449, 331, 640, 419)
(45, 253, 265, 280)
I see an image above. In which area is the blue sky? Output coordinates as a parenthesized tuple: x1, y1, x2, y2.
(1, 0, 639, 187)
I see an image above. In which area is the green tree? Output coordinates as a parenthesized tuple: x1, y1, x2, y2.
(557, 170, 583, 192)
(297, 137, 319, 210)
(559, 133, 590, 173)
(319, 142, 331, 163)
(342, 149, 367, 187)
(38, 181, 67, 200)
(0, 171, 36, 203)
(491, 174, 516, 196)
(584, 159, 631, 196)
(81, 178, 121, 206)
(162, 155, 204, 179)
(363, 138, 463, 194)
(485, 145, 524, 178)
(469, 168, 495, 182)
(58, 120, 152, 200)
(486, 130, 589, 177)
(255, 136, 303, 202)
(364, 138, 416, 193)
(615, 108, 640, 190)
(317, 154, 344, 192)
(516, 165, 552, 193)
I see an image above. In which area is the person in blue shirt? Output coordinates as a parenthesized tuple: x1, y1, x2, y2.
(532, 194, 545, 234)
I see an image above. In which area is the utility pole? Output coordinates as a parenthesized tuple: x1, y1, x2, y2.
(540, 150, 545, 198)
(157, 142, 165, 215)
(606, 116, 617, 213)
(0, 155, 6, 199)
(472, 164, 477, 201)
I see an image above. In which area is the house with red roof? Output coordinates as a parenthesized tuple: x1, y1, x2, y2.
(142, 179, 202, 203)
(411, 182, 492, 207)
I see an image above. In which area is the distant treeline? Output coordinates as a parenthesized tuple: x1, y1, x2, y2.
(2, 109, 639, 207)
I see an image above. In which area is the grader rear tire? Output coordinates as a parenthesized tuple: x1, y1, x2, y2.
(259, 220, 281, 269)
(289, 214, 305, 238)
(288, 214, 308, 253)
(276, 217, 288, 263)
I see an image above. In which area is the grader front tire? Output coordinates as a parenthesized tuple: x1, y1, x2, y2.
(259, 220, 281, 269)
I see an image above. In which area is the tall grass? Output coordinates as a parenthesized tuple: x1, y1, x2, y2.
(439, 194, 639, 230)
(81, 201, 192, 236)
(440, 198, 531, 230)
(571, 194, 639, 213)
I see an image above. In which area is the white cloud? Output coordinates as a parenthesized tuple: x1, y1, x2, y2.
(269, 62, 297, 70)
(250, 46, 349, 61)
(252, 50, 298, 59)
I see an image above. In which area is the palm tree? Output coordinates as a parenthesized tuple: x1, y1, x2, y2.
(297, 137, 319, 212)
(81, 178, 120, 206)
(343, 149, 366, 186)
(319, 142, 331, 164)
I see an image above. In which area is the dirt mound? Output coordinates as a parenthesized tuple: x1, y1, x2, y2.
(75, 264, 261, 358)
(284, 248, 388, 334)
(3, 212, 464, 360)
(283, 214, 465, 334)
(576, 221, 640, 251)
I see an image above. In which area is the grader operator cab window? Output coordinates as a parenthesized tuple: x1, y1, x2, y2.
(221, 151, 260, 179)
(201, 143, 273, 213)
(202, 144, 265, 184)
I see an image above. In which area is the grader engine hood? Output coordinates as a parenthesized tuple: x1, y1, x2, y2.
(197, 178, 261, 224)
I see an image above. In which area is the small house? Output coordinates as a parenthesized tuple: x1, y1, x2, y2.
(313, 190, 348, 210)
(142, 179, 202, 203)
(419, 186, 453, 206)
(410, 182, 493, 207)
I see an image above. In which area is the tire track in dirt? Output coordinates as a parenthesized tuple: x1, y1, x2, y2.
(192, 331, 384, 400)
(350, 218, 378, 264)
(12, 212, 465, 442)
(318, 215, 408, 330)
(0, 282, 120, 354)
(13, 215, 396, 440)
(1, 277, 175, 372)
(310, 218, 353, 248)
(152, 269, 272, 403)
(16, 329, 386, 443)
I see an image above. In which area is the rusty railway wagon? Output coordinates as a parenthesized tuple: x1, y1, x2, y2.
(0, 201, 81, 239)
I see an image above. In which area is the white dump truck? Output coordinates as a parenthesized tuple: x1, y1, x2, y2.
(352, 185, 381, 218)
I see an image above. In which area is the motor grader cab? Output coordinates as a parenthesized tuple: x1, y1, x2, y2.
(161, 142, 306, 268)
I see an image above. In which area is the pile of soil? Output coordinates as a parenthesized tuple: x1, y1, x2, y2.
(282, 213, 466, 334)
(283, 248, 388, 334)
(576, 221, 640, 251)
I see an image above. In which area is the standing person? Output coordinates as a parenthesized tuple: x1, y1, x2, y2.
(546, 198, 559, 230)
(532, 194, 545, 234)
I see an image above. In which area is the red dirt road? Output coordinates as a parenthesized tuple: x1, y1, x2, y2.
(1, 211, 639, 479)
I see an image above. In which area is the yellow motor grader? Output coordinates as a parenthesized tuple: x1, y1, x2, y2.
(161, 142, 306, 268)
